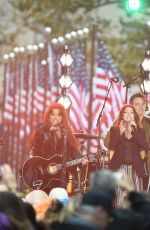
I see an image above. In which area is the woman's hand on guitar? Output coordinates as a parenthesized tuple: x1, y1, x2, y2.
(81, 156, 89, 165)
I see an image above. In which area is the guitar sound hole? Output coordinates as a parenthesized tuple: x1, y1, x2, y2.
(48, 165, 58, 174)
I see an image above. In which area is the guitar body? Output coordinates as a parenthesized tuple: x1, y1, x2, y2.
(21, 155, 64, 190)
(21, 153, 102, 192)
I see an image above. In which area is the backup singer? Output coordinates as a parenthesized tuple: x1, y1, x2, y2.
(26, 102, 87, 193)
(109, 105, 149, 190)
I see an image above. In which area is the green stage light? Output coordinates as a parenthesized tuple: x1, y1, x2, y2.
(125, 0, 142, 13)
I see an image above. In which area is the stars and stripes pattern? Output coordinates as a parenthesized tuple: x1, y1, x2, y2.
(69, 43, 90, 132)
(2, 39, 126, 176)
(92, 40, 126, 136)
(2, 43, 59, 175)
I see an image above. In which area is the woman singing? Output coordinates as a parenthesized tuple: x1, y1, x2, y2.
(29, 102, 79, 160)
(23, 103, 86, 194)
(109, 105, 149, 190)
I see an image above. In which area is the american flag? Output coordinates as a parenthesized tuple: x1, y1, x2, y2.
(34, 60, 48, 117)
(3, 62, 14, 164)
(3, 59, 22, 171)
(92, 40, 126, 143)
(68, 43, 90, 132)
(2, 40, 126, 177)
(2, 43, 59, 176)
(25, 45, 58, 128)
(3, 63, 14, 124)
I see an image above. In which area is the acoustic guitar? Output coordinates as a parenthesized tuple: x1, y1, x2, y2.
(21, 154, 98, 190)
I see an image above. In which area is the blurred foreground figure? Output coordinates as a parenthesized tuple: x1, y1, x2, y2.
(89, 169, 118, 202)
(50, 188, 112, 230)
(0, 164, 17, 193)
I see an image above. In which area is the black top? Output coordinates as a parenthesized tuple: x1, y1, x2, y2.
(109, 127, 149, 178)
(26, 124, 80, 193)
(30, 124, 77, 161)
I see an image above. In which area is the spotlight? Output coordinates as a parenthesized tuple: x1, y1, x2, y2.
(58, 95, 72, 110)
(59, 75, 72, 88)
(60, 45, 73, 67)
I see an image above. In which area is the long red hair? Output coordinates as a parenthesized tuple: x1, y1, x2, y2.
(115, 104, 141, 128)
(29, 103, 79, 152)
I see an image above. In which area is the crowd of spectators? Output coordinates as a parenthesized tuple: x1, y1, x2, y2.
(0, 164, 150, 230)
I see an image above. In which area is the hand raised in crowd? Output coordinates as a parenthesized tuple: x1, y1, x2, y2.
(117, 170, 135, 192)
(0, 164, 17, 193)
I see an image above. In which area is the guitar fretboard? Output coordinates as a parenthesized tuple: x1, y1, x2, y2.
(66, 158, 82, 168)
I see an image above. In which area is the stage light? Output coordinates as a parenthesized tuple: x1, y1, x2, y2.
(9, 52, 15, 58)
(41, 60, 47, 65)
(71, 31, 77, 37)
(51, 38, 58, 44)
(125, 0, 142, 13)
(27, 45, 33, 51)
(83, 28, 89, 34)
(65, 33, 72, 40)
(58, 95, 72, 110)
(19, 47, 25, 52)
(14, 47, 19, 53)
(45, 27, 52, 33)
(58, 45, 73, 110)
(59, 75, 72, 89)
(33, 45, 38, 51)
(3, 54, 9, 60)
(77, 29, 84, 36)
(38, 43, 45, 49)
(60, 45, 73, 67)
(58, 36, 64, 43)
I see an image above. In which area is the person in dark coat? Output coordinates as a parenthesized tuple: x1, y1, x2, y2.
(29, 102, 79, 160)
(51, 187, 113, 230)
(107, 191, 150, 230)
(109, 105, 149, 189)
(22, 102, 87, 194)
(129, 93, 150, 174)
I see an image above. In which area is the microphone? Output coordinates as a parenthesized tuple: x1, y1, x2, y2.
(109, 77, 119, 83)
(129, 119, 136, 133)
(53, 122, 67, 136)
(50, 121, 62, 132)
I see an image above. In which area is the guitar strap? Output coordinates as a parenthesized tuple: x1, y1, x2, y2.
(60, 131, 67, 188)
(54, 132, 57, 154)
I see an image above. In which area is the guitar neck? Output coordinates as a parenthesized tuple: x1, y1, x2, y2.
(66, 158, 82, 168)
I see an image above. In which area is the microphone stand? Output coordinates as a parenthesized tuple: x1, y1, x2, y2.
(96, 81, 113, 159)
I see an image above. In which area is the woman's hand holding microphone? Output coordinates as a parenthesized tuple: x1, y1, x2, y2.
(119, 118, 137, 139)
(50, 120, 62, 132)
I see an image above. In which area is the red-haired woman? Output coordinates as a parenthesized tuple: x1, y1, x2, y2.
(29, 102, 79, 160)
(109, 105, 149, 190)
(23, 103, 85, 193)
